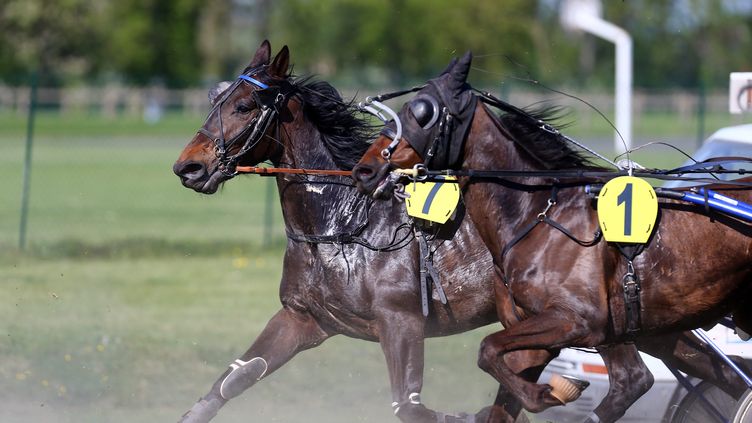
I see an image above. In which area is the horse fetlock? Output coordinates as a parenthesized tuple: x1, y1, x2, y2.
(393, 393, 434, 422)
(219, 357, 268, 400)
(179, 396, 225, 423)
(519, 383, 561, 414)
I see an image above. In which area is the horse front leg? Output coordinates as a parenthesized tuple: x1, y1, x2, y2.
(482, 349, 554, 423)
(179, 307, 330, 423)
(376, 310, 436, 423)
(477, 310, 603, 415)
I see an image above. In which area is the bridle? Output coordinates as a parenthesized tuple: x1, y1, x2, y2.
(373, 85, 463, 170)
(198, 65, 294, 177)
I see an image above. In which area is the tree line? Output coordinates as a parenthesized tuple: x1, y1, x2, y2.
(1, 0, 750, 89)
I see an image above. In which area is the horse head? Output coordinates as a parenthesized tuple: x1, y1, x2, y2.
(173, 40, 293, 194)
(353, 52, 476, 199)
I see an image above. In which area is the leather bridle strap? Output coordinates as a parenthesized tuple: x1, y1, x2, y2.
(198, 67, 293, 177)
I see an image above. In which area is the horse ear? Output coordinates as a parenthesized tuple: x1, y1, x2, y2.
(249, 40, 272, 68)
(440, 57, 458, 75)
(449, 51, 472, 90)
(208, 81, 232, 105)
(270, 45, 290, 78)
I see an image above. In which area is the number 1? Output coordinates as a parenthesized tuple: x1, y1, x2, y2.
(617, 183, 633, 236)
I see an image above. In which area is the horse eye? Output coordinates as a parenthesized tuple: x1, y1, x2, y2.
(409, 99, 436, 128)
(235, 103, 252, 114)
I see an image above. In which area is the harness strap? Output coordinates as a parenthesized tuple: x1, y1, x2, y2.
(500, 219, 541, 260)
(417, 230, 447, 317)
(500, 188, 602, 323)
(542, 217, 603, 247)
(616, 244, 645, 336)
(501, 189, 602, 260)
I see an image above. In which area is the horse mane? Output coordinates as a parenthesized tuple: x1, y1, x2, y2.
(498, 105, 606, 171)
(292, 77, 376, 170)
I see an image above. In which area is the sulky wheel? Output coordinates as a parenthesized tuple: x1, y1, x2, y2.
(733, 389, 752, 423)
(671, 380, 737, 423)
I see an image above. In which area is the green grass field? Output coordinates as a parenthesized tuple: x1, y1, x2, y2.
(0, 109, 736, 422)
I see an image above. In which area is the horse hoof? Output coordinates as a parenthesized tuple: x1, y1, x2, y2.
(549, 374, 590, 404)
(179, 397, 223, 423)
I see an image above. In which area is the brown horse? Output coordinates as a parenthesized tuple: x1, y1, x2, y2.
(352, 52, 752, 422)
(173, 40, 566, 423)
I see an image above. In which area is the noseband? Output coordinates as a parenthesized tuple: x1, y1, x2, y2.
(198, 66, 294, 177)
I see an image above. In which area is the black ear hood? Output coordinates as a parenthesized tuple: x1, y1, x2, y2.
(400, 52, 477, 169)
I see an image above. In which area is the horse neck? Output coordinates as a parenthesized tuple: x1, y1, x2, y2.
(273, 105, 367, 237)
(461, 104, 552, 243)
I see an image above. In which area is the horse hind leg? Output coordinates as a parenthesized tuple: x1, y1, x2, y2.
(589, 343, 654, 423)
(639, 331, 751, 400)
(734, 304, 752, 341)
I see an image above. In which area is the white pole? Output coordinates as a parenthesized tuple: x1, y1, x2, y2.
(561, 0, 632, 153)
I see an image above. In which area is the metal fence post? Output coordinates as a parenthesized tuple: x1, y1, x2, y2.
(19, 70, 38, 250)
(696, 82, 706, 148)
(263, 177, 274, 247)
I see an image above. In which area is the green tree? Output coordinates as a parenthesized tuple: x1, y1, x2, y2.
(0, 0, 106, 85)
(103, 0, 205, 87)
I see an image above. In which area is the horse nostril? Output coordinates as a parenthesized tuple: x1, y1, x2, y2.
(353, 165, 374, 181)
(174, 161, 207, 181)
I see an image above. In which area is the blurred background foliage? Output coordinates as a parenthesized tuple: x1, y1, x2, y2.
(1, 0, 751, 89)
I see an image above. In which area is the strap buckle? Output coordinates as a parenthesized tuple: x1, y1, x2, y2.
(537, 198, 556, 221)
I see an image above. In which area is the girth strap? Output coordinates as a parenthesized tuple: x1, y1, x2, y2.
(417, 230, 447, 317)
(616, 244, 645, 336)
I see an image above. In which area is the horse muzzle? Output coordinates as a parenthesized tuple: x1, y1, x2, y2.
(352, 161, 395, 199)
(173, 160, 230, 194)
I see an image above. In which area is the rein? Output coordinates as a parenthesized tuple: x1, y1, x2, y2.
(393, 160, 752, 188)
(364, 84, 752, 188)
(236, 166, 352, 177)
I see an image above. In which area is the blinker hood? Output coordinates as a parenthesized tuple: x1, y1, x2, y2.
(380, 74, 477, 170)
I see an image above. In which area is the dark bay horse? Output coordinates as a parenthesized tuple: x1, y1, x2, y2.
(173, 40, 558, 423)
(352, 52, 752, 422)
